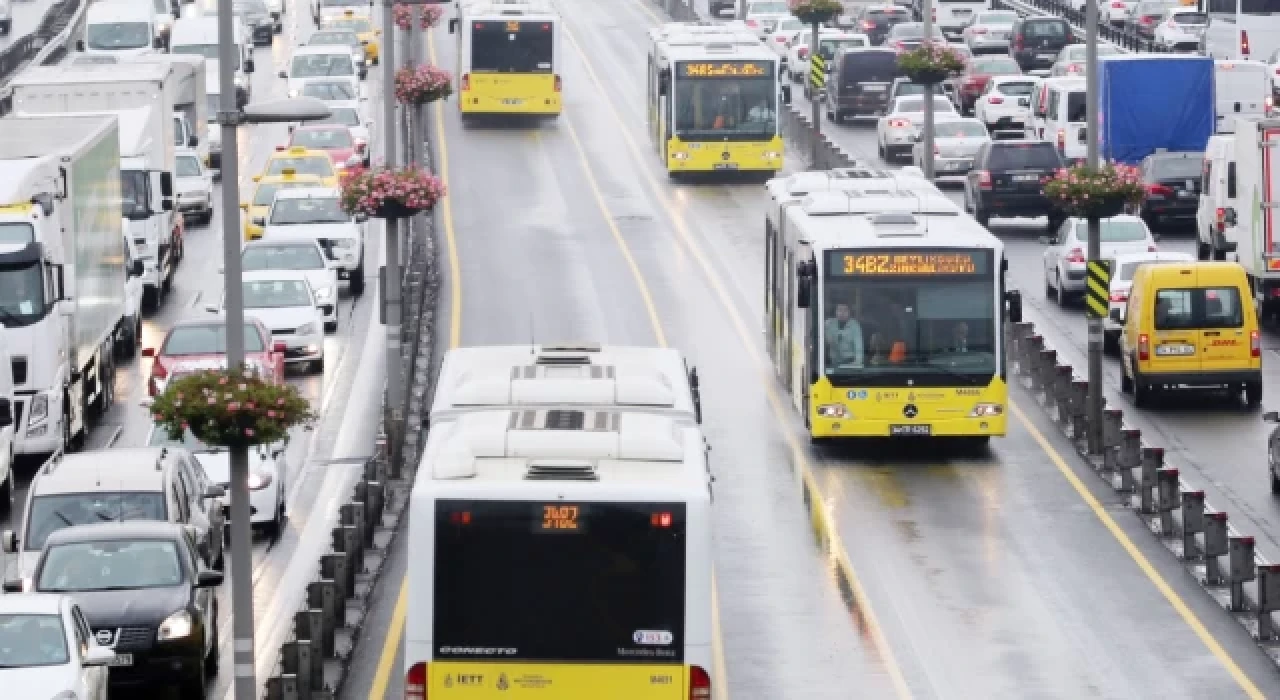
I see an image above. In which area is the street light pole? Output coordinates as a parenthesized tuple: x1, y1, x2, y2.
(1085, 0, 1103, 454)
(809, 20, 821, 167)
(381, 0, 404, 457)
(921, 0, 936, 180)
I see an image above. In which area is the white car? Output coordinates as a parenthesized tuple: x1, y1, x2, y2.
(174, 148, 214, 226)
(121, 232, 145, 356)
(239, 238, 341, 331)
(1153, 7, 1207, 50)
(261, 187, 365, 297)
(146, 423, 288, 536)
(1106, 0, 1137, 26)
(1041, 215, 1159, 305)
(280, 45, 357, 99)
(911, 116, 989, 175)
(786, 29, 870, 84)
(973, 75, 1038, 137)
(876, 95, 957, 163)
(744, 0, 790, 40)
(0, 593, 115, 698)
(306, 28, 367, 79)
(302, 99, 371, 163)
(212, 271, 326, 372)
(1103, 251, 1196, 348)
(962, 10, 1019, 54)
(768, 17, 806, 65)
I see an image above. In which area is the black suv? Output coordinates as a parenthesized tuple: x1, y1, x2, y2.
(9, 522, 223, 696)
(1139, 150, 1204, 231)
(850, 4, 912, 45)
(1009, 17, 1074, 73)
(965, 140, 1065, 229)
(825, 47, 901, 121)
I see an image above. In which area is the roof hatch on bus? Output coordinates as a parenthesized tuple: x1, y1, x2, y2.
(451, 361, 678, 408)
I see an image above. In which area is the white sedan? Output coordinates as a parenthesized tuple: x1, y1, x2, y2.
(262, 187, 366, 297)
(911, 117, 989, 175)
(0, 593, 114, 699)
(973, 75, 1039, 136)
(211, 271, 327, 372)
(787, 30, 870, 85)
(877, 95, 957, 163)
(174, 148, 214, 226)
(1153, 7, 1207, 50)
(302, 98, 371, 166)
(146, 423, 289, 537)
(240, 238, 341, 331)
(1105, 0, 1137, 26)
(1041, 215, 1159, 306)
(744, 0, 791, 39)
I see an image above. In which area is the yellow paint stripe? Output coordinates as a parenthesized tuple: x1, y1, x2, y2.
(368, 578, 410, 699)
(1086, 276, 1108, 300)
(1010, 402, 1265, 699)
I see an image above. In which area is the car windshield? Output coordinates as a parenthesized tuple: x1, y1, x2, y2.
(894, 97, 956, 113)
(86, 22, 152, 50)
(243, 244, 326, 271)
(301, 81, 358, 101)
(0, 259, 47, 322)
(1025, 20, 1068, 37)
(291, 53, 354, 77)
(310, 30, 359, 46)
(1073, 219, 1150, 242)
(892, 24, 944, 39)
(24, 493, 167, 552)
(1148, 156, 1202, 180)
(748, 1, 787, 12)
(1172, 11, 1207, 22)
(269, 197, 347, 224)
(291, 128, 353, 149)
(176, 155, 202, 177)
(0, 223, 34, 246)
(38, 539, 184, 592)
(995, 80, 1036, 95)
(322, 0, 365, 6)
(316, 106, 360, 126)
(253, 180, 317, 206)
(977, 11, 1018, 24)
(327, 17, 372, 33)
(162, 323, 267, 354)
(989, 143, 1062, 170)
(266, 156, 335, 178)
(934, 121, 987, 138)
(973, 59, 1021, 75)
(238, 0, 268, 15)
(0, 614, 68, 667)
(243, 279, 313, 308)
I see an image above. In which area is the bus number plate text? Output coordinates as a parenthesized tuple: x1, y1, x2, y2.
(890, 424, 932, 436)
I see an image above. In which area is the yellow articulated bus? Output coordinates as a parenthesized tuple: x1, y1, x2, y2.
(405, 406, 714, 699)
(646, 29, 784, 177)
(447, 0, 561, 118)
(764, 171, 1023, 444)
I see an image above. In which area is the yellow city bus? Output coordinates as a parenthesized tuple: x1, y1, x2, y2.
(646, 30, 784, 177)
(448, 0, 561, 118)
(764, 171, 1022, 444)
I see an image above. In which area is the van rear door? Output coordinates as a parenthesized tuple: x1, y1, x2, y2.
(1214, 61, 1269, 133)
(1193, 273, 1252, 371)
(1149, 280, 1202, 374)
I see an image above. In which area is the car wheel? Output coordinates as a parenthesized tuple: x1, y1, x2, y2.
(212, 534, 226, 571)
(264, 498, 284, 539)
(1056, 271, 1070, 307)
(0, 470, 11, 517)
(312, 357, 324, 374)
(205, 604, 220, 674)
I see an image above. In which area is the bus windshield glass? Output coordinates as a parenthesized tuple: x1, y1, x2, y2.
(821, 249, 997, 386)
(470, 21, 553, 73)
(433, 500, 686, 662)
(674, 62, 777, 141)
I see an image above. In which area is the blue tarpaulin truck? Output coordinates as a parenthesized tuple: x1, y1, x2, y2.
(1098, 55, 1215, 165)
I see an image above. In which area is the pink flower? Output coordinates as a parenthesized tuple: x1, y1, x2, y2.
(267, 410, 276, 418)
(245, 428, 255, 437)
(219, 377, 228, 385)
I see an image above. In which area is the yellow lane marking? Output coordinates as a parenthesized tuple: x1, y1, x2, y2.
(559, 24, 914, 699)
(369, 578, 410, 699)
(1010, 403, 1266, 699)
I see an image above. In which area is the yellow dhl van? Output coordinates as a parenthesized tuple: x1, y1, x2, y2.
(1118, 261, 1260, 407)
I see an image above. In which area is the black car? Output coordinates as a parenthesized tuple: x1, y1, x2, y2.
(965, 140, 1065, 229)
(851, 4, 912, 45)
(1009, 17, 1074, 73)
(883, 21, 946, 53)
(826, 47, 901, 121)
(6, 522, 223, 696)
(235, 0, 276, 45)
(1139, 150, 1203, 231)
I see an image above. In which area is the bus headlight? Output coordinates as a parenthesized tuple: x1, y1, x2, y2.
(968, 403, 1003, 417)
(762, 151, 781, 160)
(671, 151, 689, 161)
(816, 403, 849, 418)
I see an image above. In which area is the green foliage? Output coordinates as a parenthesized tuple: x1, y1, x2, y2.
(1042, 162, 1146, 218)
(896, 44, 966, 84)
(150, 369, 315, 448)
(788, 0, 842, 24)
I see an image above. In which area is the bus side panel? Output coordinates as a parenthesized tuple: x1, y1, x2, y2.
(460, 74, 562, 115)
(430, 662, 687, 698)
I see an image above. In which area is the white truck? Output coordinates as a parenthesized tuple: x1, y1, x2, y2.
(1214, 117, 1280, 319)
(0, 115, 129, 457)
(127, 52, 209, 164)
(10, 63, 181, 310)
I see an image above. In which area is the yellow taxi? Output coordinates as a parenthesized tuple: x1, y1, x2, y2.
(261, 146, 340, 187)
(323, 11, 380, 65)
(241, 169, 325, 240)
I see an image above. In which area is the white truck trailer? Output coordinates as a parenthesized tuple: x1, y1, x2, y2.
(1218, 117, 1280, 319)
(9, 63, 180, 310)
(0, 114, 129, 457)
(126, 52, 209, 163)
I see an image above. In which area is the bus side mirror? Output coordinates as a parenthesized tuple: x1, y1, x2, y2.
(1005, 290, 1022, 323)
(1227, 162, 1237, 199)
(780, 84, 791, 105)
(1109, 307, 1122, 323)
(1224, 208, 1238, 226)
(796, 261, 814, 309)
(448, 18, 457, 33)
(658, 68, 671, 96)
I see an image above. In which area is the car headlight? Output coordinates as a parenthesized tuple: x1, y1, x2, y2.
(297, 322, 319, 335)
(816, 403, 849, 418)
(157, 610, 193, 640)
(29, 394, 48, 424)
(969, 403, 1004, 417)
(288, 88, 300, 98)
(248, 471, 274, 490)
(314, 286, 334, 302)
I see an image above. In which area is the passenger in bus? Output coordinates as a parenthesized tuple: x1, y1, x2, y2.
(825, 302, 864, 367)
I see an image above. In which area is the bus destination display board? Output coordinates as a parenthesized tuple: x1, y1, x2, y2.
(828, 250, 990, 276)
(677, 61, 774, 79)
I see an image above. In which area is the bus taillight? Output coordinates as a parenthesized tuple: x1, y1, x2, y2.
(689, 665, 711, 699)
(651, 511, 672, 527)
(1243, 30, 1251, 57)
(406, 662, 427, 699)
(461, 73, 471, 91)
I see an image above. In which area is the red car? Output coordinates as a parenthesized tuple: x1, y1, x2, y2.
(142, 318, 286, 396)
(957, 56, 1022, 114)
(286, 125, 363, 173)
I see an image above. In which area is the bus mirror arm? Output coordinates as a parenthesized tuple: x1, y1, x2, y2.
(1005, 289, 1023, 324)
(448, 18, 457, 33)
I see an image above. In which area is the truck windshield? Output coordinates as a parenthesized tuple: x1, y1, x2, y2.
(86, 22, 153, 50)
(121, 170, 150, 219)
(0, 223, 34, 245)
(0, 262, 47, 326)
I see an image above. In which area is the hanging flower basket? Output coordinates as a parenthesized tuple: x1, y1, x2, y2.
(394, 64, 452, 106)
(788, 0, 842, 25)
(1042, 162, 1145, 219)
(897, 44, 967, 85)
(339, 165, 447, 219)
(150, 369, 315, 449)
(393, 3, 443, 31)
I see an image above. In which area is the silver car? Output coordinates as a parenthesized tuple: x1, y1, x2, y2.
(911, 117, 990, 175)
(876, 95, 958, 163)
(962, 10, 1019, 54)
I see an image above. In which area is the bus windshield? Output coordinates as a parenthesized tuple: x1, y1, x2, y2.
(821, 249, 997, 386)
(470, 21, 553, 73)
(674, 66, 777, 141)
(433, 500, 687, 662)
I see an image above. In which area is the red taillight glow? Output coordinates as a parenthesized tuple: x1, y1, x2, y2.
(406, 662, 427, 700)
(1148, 244, 1158, 252)
(1014, 36, 1024, 50)
(1243, 29, 1251, 56)
(774, 34, 788, 42)
(971, 27, 988, 34)
(461, 73, 471, 91)
(1139, 333, 1150, 360)
(989, 96, 1004, 104)
(1066, 248, 1086, 263)
(797, 47, 808, 59)
(1057, 128, 1065, 150)
(1111, 1, 1124, 7)
(274, 145, 285, 151)
(1140, 15, 1155, 25)
(354, 139, 367, 153)
(1110, 291, 1128, 302)
(690, 666, 711, 700)
(1216, 206, 1227, 233)
(1252, 330, 1262, 357)
(449, 511, 472, 525)
(1147, 183, 1173, 197)
(861, 20, 876, 30)
(651, 512, 673, 527)
(888, 118, 911, 128)
(746, 19, 758, 27)
(977, 170, 992, 189)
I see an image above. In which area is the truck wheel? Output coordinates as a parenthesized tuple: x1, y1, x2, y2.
(0, 470, 12, 517)
(1197, 239, 1210, 260)
(96, 354, 115, 418)
(350, 261, 365, 296)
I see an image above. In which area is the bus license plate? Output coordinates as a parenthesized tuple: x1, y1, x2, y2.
(1156, 344, 1195, 356)
(109, 654, 134, 667)
(502, 98, 524, 105)
(890, 424, 932, 436)
(713, 163, 739, 170)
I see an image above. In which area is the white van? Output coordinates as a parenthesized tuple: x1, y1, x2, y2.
(170, 16, 253, 107)
(1196, 133, 1240, 260)
(934, 0, 992, 38)
(1042, 77, 1087, 162)
(1215, 59, 1271, 133)
(76, 1, 162, 57)
(0, 336, 14, 515)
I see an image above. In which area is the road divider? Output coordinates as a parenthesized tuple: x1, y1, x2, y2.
(781, 100, 857, 170)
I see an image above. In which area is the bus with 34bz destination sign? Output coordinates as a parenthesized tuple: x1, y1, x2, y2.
(647, 29, 783, 177)
(448, 0, 561, 119)
(765, 187, 1023, 444)
(405, 407, 714, 699)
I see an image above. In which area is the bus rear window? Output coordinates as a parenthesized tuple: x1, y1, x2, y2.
(470, 21, 553, 73)
(433, 500, 687, 662)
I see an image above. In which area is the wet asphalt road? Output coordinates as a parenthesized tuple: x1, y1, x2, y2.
(337, 0, 1280, 698)
(0, 2, 390, 697)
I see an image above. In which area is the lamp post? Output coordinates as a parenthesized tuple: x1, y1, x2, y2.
(381, 0, 405, 465)
(214, 0, 330, 690)
(921, 0, 936, 180)
(1085, 0, 1103, 454)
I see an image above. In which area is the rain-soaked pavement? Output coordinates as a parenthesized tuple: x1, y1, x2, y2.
(338, 1, 1280, 697)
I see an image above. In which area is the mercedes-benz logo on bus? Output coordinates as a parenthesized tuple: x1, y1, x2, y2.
(96, 629, 115, 646)
(721, 151, 730, 161)
(903, 404, 919, 419)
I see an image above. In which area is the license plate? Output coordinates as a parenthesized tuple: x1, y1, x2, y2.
(1156, 344, 1195, 356)
(1012, 173, 1039, 182)
(991, 31, 1008, 39)
(890, 424, 932, 436)
(1039, 53, 1057, 59)
(1018, 97, 1030, 106)
(1179, 190, 1197, 198)
(501, 98, 523, 105)
(713, 162, 739, 170)
(109, 654, 134, 667)
(862, 84, 886, 91)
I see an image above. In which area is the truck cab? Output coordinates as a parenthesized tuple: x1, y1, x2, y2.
(77, 0, 163, 57)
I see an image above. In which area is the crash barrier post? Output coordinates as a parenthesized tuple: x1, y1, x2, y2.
(1101, 409, 1123, 472)
(1229, 535, 1257, 612)
(1052, 365, 1073, 425)
(1156, 467, 1180, 535)
(1138, 447, 1162, 514)
(1180, 490, 1205, 561)
(1204, 512, 1229, 585)
(1256, 565, 1280, 640)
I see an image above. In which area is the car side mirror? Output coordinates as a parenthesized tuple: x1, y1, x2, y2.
(141, 347, 156, 357)
(245, 59, 255, 73)
(206, 304, 220, 314)
(449, 18, 458, 33)
(1225, 208, 1238, 226)
(1266, 411, 1280, 423)
(131, 260, 145, 277)
(1005, 290, 1023, 323)
(1109, 308, 1123, 323)
(204, 484, 226, 499)
(278, 69, 287, 78)
(197, 570, 224, 587)
(0, 579, 21, 593)
(154, 37, 164, 48)
(252, 216, 265, 226)
(188, 134, 199, 147)
(273, 341, 287, 353)
(1, 530, 15, 554)
(0, 398, 13, 429)
(75, 40, 85, 51)
(83, 646, 116, 667)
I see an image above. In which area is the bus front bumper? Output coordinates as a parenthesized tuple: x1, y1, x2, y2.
(810, 414, 1007, 438)
(667, 137, 784, 173)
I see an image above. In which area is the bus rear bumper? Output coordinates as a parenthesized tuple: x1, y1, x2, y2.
(458, 93, 562, 115)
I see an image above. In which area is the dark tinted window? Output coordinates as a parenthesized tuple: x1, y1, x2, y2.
(1066, 91, 1086, 121)
(1172, 11, 1208, 22)
(1024, 20, 1068, 37)
(433, 500, 687, 662)
(1155, 287, 1244, 330)
(1147, 156, 1202, 180)
(840, 51, 900, 87)
(973, 58, 1021, 75)
(470, 21, 553, 73)
(867, 8, 909, 19)
(988, 143, 1063, 170)
(161, 323, 267, 355)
